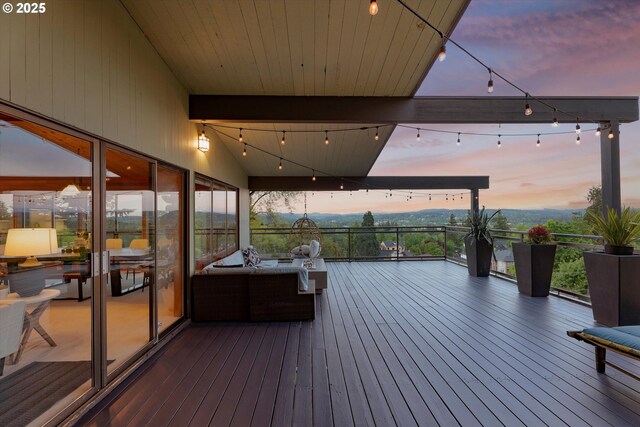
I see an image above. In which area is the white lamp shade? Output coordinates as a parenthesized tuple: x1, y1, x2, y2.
(4, 228, 59, 256)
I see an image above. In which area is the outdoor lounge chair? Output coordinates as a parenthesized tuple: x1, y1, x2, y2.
(568, 326, 640, 381)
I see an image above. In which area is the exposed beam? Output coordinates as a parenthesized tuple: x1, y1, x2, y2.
(190, 96, 639, 124)
(249, 176, 489, 192)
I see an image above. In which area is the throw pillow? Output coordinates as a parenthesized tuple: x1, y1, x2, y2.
(242, 246, 261, 267)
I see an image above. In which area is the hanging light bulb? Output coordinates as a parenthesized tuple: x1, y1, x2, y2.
(238, 128, 243, 142)
(608, 129, 615, 140)
(575, 120, 581, 134)
(369, 0, 378, 16)
(438, 41, 446, 62)
(552, 108, 559, 127)
(457, 132, 461, 146)
(429, 194, 431, 201)
(460, 193, 463, 200)
(281, 130, 286, 145)
(312, 171, 316, 181)
(340, 181, 344, 190)
(198, 124, 210, 152)
(374, 127, 379, 141)
(497, 134, 501, 148)
(536, 134, 540, 148)
(487, 68, 494, 93)
(595, 127, 602, 136)
(242, 144, 247, 157)
(576, 134, 581, 145)
(324, 130, 329, 145)
(278, 158, 283, 170)
(416, 129, 421, 142)
(524, 93, 532, 116)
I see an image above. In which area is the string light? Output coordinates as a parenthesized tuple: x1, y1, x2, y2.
(438, 40, 446, 62)
(312, 170, 316, 181)
(374, 127, 379, 141)
(238, 128, 243, 142)
(340, 181, 344, 190)
(487, 68, 494, 93)
(608, 129, 615, 140)
(595, 126, 601, 136)
(281, 130, 286, 145)
(369, 0, 378, 16)
(497, 134, 501, 148)
(536, 134, 540, 148)
(552, 109, 559, 127)
(429, 194, 431, 201)
(524, 93, 532, 116)
(575, 120, 581, 134)
(576, 134, 581, 145)
(457, 132, 461, 146)
(242, 144, 247, 156)
(416, 129, 421, 142)
(324, 130, 329, 145)
(278, 158, 283, 170)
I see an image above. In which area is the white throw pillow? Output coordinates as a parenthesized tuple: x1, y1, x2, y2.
(309, 240, 321, 258)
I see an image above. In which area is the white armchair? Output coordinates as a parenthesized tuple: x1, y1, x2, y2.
(0, 300, 26, 375)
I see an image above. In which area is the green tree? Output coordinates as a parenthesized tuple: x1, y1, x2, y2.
(250, 191, 301, 225)
(448, 213, 457, 226)
(492, 211, 510, 230)
(584, 186, 602, 219)
(0, 201, 11, 220)
(353, 211, 379, 257)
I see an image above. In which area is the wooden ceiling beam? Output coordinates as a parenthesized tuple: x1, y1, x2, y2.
(190, 95, 639, 124)
(249, 176, 489, 192)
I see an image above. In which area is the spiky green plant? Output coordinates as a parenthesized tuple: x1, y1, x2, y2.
(585, 207, 640, 247)
(465, 207, 501, 245)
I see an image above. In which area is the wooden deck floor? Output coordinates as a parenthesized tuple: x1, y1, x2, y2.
(79, 261, 640, 427)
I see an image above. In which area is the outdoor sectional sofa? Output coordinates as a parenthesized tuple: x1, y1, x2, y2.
(191, 265, 315, 322)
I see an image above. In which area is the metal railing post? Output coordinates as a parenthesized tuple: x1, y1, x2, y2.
(348, 228, 351, 261)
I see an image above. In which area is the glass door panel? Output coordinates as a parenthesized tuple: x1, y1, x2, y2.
(194, 180, 212, 272)
(105, 147, 154, 373)
(0, 112, 94, 423)
(156, 165, 183, 333)
(212, 186, 227, 257)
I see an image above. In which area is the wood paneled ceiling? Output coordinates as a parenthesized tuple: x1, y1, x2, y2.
(121, 0, 470, 176)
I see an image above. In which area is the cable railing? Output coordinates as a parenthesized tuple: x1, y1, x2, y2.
(250, 225, 632, 303)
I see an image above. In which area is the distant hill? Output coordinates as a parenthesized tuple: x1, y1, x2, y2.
(259, 208, 582, 228)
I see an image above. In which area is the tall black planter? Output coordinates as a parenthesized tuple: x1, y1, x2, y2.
(464, 236, 493, 277)
(584, 252, 640, 326)
(512, 243, 556, 297)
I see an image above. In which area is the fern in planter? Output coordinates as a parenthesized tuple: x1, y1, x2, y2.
(585, 207, 640, 254)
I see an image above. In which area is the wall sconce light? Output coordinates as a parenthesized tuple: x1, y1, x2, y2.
(198, 124, 210, 152)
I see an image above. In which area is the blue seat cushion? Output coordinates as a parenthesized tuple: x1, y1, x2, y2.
(583, 326, 640, 351)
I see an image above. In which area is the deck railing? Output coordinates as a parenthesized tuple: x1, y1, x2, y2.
(250, 225, 624, 302)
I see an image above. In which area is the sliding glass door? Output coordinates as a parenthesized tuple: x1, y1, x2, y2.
(104, 147, 155, 374)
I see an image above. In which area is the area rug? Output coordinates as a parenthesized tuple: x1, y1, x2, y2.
(0, 361, 92, 427)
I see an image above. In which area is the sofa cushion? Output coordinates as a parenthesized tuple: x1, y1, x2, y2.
(202, 250, 245, 270)
(256, 259, 279, 268)
(309, 240, 321, 258)
(202, 266, 256, 275)
(583, 326, 640, 351)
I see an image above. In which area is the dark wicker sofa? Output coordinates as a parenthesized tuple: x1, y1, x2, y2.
(191, 267, 315, 322)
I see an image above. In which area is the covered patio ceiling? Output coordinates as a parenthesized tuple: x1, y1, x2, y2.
(120, 0, 471, 177)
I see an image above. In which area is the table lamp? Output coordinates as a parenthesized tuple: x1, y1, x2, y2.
(4, 228, 59, 267)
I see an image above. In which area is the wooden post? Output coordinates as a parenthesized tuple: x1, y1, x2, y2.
(471, 189, 479, 214)
(600, 121, 621, 216)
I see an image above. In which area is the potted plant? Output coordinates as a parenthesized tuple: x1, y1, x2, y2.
(512, 225, 556, 297)
(464, 207, 500, 277)
(584, 207, 640, 326)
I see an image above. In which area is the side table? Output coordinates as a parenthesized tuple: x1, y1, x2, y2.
(292, 258, 328, 294)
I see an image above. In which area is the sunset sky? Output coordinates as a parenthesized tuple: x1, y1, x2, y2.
(298, 0, 640, 216)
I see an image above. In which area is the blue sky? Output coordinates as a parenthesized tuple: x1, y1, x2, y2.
(304, 0, 640, 214)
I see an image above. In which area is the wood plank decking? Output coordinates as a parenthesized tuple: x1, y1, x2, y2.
(79, 261, 640, 427)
